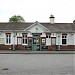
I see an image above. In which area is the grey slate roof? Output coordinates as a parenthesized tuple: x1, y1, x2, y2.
(41, 23, 75, 32)
(0, 23, 33, 30)
(0, 22, 75, 32)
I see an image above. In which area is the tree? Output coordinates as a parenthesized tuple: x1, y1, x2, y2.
(73, 20, 75, 23)
(9, 15, 25, 23)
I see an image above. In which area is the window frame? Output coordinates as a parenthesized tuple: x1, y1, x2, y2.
(62, 34, 67, 45)
(46, 34, 51, 38)
(6, 33, 11, 45)
(41, 38, 46, 45)
(22, 33, 28, 45)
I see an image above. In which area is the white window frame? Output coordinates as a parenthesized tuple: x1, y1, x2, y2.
(42, 38, 46, 45)
(62, 34, 67, 45)
(22, 34, 27, 45)
(46, 34, 50, 38)
(6, 33, 11, 45)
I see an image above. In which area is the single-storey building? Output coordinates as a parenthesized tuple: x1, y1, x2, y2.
(0, 15, 75, 51)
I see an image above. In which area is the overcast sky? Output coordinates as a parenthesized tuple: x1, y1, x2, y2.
(0, 0, 75, 23)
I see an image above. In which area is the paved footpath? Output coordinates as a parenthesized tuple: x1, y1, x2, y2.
(0, 50, 75, 54)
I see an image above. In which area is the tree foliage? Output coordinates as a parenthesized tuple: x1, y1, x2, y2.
(73, 20, 75, 23)
(9, 15, 25, 23)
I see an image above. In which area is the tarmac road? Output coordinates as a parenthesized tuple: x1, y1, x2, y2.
(0, 54, 74, 75)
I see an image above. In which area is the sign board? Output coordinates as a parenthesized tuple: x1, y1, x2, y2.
(32, 33, 42, 35)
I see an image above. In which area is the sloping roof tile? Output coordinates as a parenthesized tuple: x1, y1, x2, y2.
(0, 22, 75, 32)
(41, 23, 75, 32)
(0, 22, 33, 30)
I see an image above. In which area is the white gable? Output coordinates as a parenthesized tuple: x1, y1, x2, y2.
(24, 21, 50, 33)
(29, 25, 46, 33)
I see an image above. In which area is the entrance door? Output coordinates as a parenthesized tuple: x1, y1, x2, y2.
(32, 36, 40, 51)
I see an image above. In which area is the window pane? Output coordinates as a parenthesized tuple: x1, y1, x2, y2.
(65, 36, 66, 38)
(33, 38, 36, 44)
(6, 38, 8, 44)
(25, 39, 27, 44)
(42, 39, 45, 45)
(6, 34, 11, 44)
(9, 38, 11, 44)
(6, 35, 8, 37)
(26, 35, 27, 37)
(9, 34, 11, 38)
(62, 39, 66, 44)
(23, 39, 24, 44)
(23, 35, 24, 38)
(62, 36, 64, 38)
(62, 35, 67, 38)
(22, 34, 27, 44)
(46, 35, 48, 38)
(46, 35, 50, 38)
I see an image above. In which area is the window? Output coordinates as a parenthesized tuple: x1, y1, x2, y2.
(62, 34, 67, 45)
(6, 34, 11, 44)
(22, 34, 27, 44)
(51, 38, 56, 45)
(42, 38, 45, 45)
(33, 37, 39, 44)
(46, 34, 50, 38)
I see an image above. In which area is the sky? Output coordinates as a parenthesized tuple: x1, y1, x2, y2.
(0, 0, 75, 23)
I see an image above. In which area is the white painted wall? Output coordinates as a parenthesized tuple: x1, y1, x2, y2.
(46, 38, 51, 45)
(11, 32, 14, 45)
(27, 25, 47, 33)
(0, 33, 4, 38)
(27, 33, 33, 37)
(56, 33, 74, 45)
(17, 32, 22, 37)
(11, 32, 17, 45)
(0, 31, 75, 46)
(51, 33, 56, 37)
(67, 33, 74, 45)
(40, 33, 46, 37)
(56, 33, 62, 45)
(0, 32, 5, 44)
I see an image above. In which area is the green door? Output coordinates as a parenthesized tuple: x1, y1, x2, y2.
(32, 37, 40, 51)
(33, 44, 37, 51)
